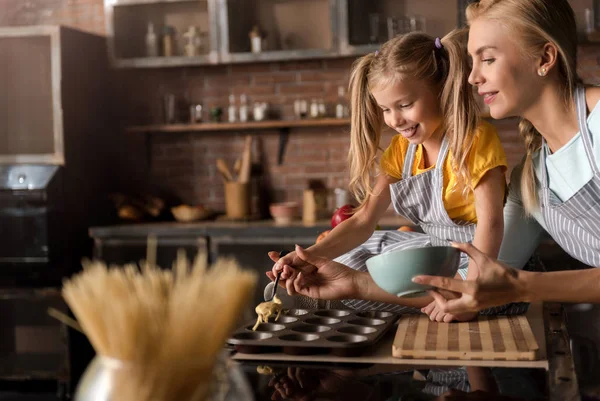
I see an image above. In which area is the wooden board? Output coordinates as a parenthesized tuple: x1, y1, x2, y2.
(392, 314, 540, 361)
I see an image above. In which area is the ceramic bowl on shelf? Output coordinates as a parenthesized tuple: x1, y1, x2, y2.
(171, 204, 209, 223)
(269, 202, 299, 225)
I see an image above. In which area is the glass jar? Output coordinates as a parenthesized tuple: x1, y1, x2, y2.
(75, 352, 253, 401)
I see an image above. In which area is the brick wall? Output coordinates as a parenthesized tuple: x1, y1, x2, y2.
(4, 0, 600, 214)
(113, 61, 534, 212)
(0, 0, 105, 36)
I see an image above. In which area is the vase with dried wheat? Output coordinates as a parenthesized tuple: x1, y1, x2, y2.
(60, 241, 257, 401)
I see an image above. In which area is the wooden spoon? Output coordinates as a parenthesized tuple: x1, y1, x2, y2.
(216, 158, 234, 181)
(238, 135, 253, 183)
(233, 158, 242, 177)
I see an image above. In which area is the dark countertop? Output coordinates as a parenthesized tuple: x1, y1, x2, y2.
(88, 217, 413, 239)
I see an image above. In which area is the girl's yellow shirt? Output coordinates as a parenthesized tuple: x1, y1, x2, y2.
(380, 120, 507, 224)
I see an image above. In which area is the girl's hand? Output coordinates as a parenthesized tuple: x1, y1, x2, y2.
(413, 242, 526, 315)
(266, 245, 361, 300)
(268, 249, 318, 296)
(421, 300, 478, 323)
(270, 250, 317, 278)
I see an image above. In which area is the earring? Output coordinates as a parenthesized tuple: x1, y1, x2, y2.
(539, 68, 547, 77)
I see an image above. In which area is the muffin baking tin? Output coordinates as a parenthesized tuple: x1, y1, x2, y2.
(228, 309, 397, 356)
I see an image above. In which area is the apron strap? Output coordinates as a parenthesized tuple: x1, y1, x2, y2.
(540, 140, 551, 193)
(402, 144, 418, 180)
(436, 136, 450, 169)
(401, 136, 449, 180)
(576, 85, 600, 175)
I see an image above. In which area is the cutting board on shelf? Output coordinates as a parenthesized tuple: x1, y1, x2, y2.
(393, 314, 539, 361)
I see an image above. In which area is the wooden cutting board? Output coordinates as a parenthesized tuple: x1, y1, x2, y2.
(393, 314, 539, 361)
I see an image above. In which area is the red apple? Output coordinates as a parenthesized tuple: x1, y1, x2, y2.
(331, 204, 354, 228)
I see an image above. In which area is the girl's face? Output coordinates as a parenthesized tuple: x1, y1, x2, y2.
(468, 18, 542, 119)
(371, 78, 443, 145)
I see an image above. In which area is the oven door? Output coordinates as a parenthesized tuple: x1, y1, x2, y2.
(0, 190, 49, 265)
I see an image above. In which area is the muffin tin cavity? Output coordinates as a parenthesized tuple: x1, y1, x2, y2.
(276, 316, 299, 324)
(285, 309, 309, 316)
(327, 335, 368, 343)
(347, 318, 386, 326)
(338, 326, 377, 335)
(356, 311, 394, 319)
(292, 325, 331, 333)
(305, 317, 342, 325)
(280, 333, 320, 342)
(233, 332, 273, 340)
(314, 310, 351, 318)
(247, 323, 286, 332)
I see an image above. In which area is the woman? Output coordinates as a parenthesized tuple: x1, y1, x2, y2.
(415, 0, 600, 313)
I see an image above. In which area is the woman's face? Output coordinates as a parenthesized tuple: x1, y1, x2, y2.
(371, 78, 443, 145)
(468, 18, 542, 119)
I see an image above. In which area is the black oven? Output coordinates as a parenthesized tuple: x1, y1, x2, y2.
(0, 165, 68, 283)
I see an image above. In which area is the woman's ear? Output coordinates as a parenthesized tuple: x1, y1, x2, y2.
(537, 42, 559, 77)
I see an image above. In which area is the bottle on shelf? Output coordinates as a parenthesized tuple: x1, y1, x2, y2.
(239, 94, 249, 122)
(145, 22, 158, 58)
(228, 94, 237, 123)
(318, 98, 327, 118)
(162, 26, 176, 57)
(335, 86, 349, 119)
(183, 26, 201, 57)
(309, 98, 319, 119)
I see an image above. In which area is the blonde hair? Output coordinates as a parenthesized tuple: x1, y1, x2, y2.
(467, 0, 580, 213)
(348, 30, 479, 207)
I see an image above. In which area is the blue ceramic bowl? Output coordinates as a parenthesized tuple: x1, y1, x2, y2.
(365, 246, 460, 298)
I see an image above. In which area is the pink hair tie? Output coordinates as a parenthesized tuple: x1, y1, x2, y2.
(434, 37, 443, 49)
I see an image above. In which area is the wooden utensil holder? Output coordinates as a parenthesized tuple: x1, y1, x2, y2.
(225, 182, 250, 219)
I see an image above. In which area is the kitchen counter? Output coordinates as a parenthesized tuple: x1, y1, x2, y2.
(88, 216, 413, 239)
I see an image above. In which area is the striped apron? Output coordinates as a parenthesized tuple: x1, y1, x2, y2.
(540, 85, 600, 267)
(338, 136, 529, 315)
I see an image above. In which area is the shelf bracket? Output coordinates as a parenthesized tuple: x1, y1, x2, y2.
(278, 128, 290, 165)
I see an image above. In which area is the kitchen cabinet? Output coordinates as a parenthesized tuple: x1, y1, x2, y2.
(104, 0, 220, 68)
(93, 236, 208, 267)
(0, 27, 59, 164)
(88, 221, 351, 319)
(338, 0, 462, 56)
(91, 231, 318, 320)
(103, 0, 477, 68)
(0, 289, 70, 396)
(218, 0, 338, 63)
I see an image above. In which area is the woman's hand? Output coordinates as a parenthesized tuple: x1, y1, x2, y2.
(413, 242, 527, 315)
(266, 245, 361, 300)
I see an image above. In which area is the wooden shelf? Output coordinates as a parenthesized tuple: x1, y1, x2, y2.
(112, 0, 202, 6)
(126, 118, 351, 133)
(114, 54, 218, 69)
(221, 50, 341, 65)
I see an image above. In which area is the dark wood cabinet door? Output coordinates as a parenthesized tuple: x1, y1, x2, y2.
(93, 237, 208, 269)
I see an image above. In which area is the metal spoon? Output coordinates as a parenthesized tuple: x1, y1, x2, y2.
(263, 250, 289, 302)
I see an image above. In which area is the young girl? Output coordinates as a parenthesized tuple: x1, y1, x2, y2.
(270, 30, 512, 320)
